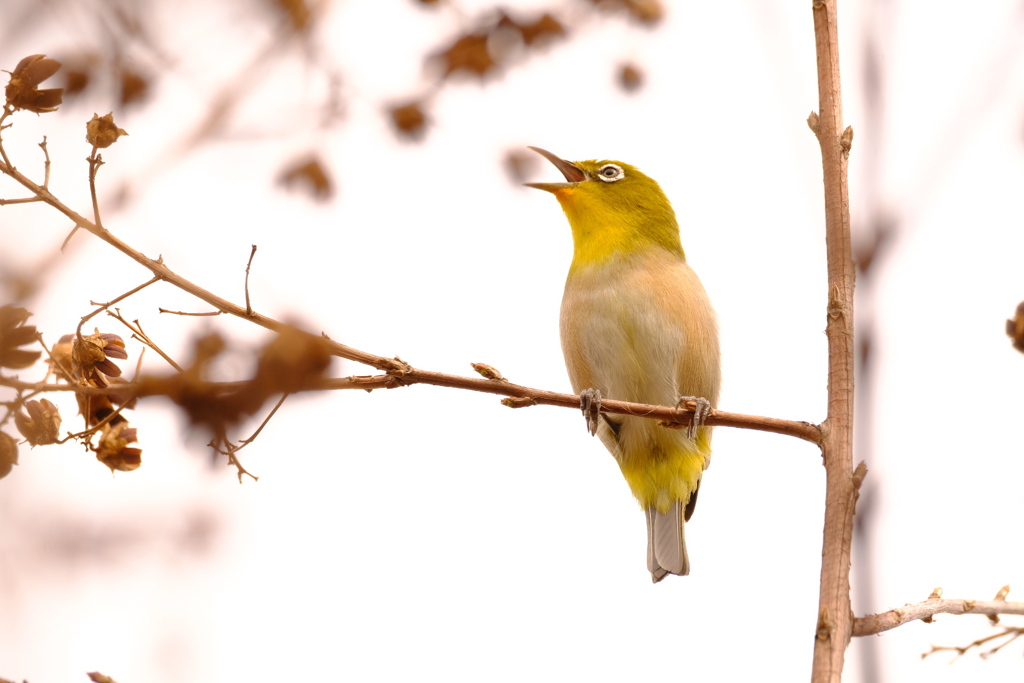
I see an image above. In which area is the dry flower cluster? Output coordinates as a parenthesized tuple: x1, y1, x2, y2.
(0, 57, 337, 480)
(0, 300, 142, 473)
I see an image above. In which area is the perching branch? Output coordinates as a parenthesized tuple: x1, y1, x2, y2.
(0, 374, 822, 444)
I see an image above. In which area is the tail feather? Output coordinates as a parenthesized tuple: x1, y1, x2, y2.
(646, 502, 689, 582)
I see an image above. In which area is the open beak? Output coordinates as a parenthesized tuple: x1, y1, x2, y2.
(523, 146, 587, 192)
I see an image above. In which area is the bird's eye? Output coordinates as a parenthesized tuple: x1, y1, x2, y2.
(596, 164, 625, 183)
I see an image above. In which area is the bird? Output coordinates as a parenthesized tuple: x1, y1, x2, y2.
(525, 147, 721, 582)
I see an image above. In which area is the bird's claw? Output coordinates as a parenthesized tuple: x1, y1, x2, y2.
(580, 388, 602, 436)
(675, 395, 711, 440)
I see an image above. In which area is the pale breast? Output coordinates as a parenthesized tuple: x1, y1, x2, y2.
(560, 248, 720, 411)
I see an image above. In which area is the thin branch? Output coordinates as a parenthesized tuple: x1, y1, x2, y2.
(208, 429, 259, 483)
(0, 195, 44, 205)
(107, 310, 184, 372)
(87, 146, 104, 228)
(0, 104, 15, 169)
(0, 373, 822, 444)
(40, 136, 51, 188)
(923, 627, 1024, 661)
(203, 394, 292, 481)
(237, 391, 288, 448)
(76, 277, 161, 339)
(132, 345, 146, 378)
(60, 223, 81, 251)
(34, 331, 74, 383)
(158, 308, 222, 316)
(855, 598, 1024, 637)
(244, 244, 257, 316)
(57, 400, 131, 445)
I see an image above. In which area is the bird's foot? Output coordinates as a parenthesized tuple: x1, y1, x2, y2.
(674, 396, 711, 440)
(580, 388, 602, 437)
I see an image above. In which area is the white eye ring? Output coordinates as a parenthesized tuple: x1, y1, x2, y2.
(596, 164, 625, 183)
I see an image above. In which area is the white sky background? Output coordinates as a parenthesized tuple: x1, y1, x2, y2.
(1, 0, 1023, 681)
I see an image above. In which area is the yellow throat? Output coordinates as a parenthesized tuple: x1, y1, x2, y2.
(523, 146, 684, 272)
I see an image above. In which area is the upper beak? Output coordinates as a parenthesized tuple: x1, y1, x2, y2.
(523, 146, 587, 192)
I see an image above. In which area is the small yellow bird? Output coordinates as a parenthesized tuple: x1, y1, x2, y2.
(526, 147, 721, 581)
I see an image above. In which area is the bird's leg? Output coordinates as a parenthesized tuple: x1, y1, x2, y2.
(579, 388, 602, 436)
(674, 396, 711, 440)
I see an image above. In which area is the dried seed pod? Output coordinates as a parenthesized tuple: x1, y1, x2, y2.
(72, 332, 128, 387)
(0, 431, 18, 479)
(0, 305, 41, 369)
(14, 399, 62, 446)
(95, 422, 142, 472)
(86, 112, 128, 148)
(5, 54, 64, 113)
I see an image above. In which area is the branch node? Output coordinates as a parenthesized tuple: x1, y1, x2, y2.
(989, 585, 1010, 624)
(827, 283, 844, 320)
(922, 589, 943, 623)
(384, 356, 413, 382)
(816, 605, 835, 641)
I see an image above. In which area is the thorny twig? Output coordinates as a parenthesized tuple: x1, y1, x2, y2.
(208, 429, 261, 483)
(204, 392, 291, 483)
(107, 309, 184, 372)
(76, 277, 161, 341)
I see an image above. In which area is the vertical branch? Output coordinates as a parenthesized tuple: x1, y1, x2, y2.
(809, 1, 858, 682)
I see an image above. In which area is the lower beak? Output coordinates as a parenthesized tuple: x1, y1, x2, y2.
(523, 146, 586, 191)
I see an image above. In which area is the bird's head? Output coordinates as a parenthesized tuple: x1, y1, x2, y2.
(525, 146, 684, 270)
